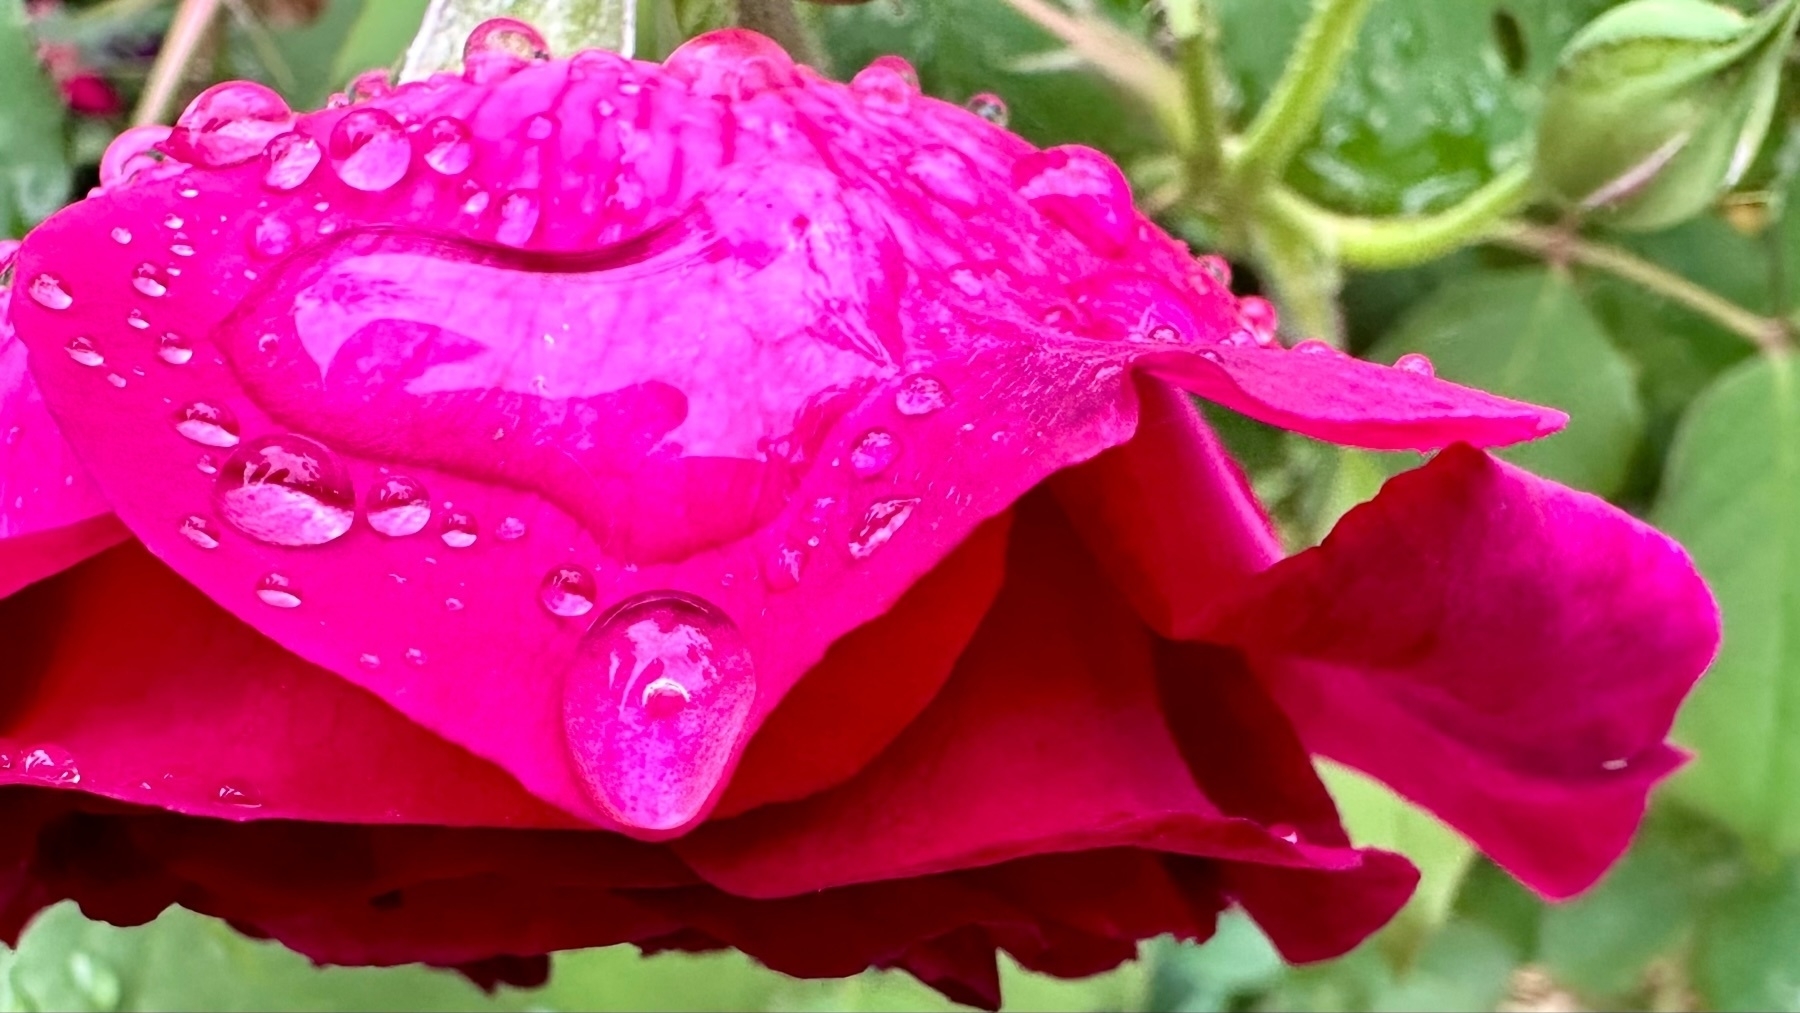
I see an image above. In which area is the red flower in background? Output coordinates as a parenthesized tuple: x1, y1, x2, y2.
(0, 25, 1717, 1008)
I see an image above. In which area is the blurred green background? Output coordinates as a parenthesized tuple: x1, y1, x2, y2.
(11, 0, 1800, 1008)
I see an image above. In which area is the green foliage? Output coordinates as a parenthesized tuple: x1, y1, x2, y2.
(0, 0, 70, 236)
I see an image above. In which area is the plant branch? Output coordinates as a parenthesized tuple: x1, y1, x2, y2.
(133, 0, 220, 126)
(737, 0, 816, 67)
(1231, 0, 1373, 186)
(1493, 221, 1790, 354)
(1263, 166, 1537, 270)
(1163, 0, 1227, 188)
(999, 0, 1191, 148)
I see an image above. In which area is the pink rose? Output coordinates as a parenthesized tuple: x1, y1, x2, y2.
(0, 27, 1718, 1008)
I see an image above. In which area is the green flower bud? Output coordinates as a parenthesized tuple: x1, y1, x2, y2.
(1535, 0, 1800, 232)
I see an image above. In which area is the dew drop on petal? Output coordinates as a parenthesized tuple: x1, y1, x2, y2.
(28, 274, 72, 310)
(111, 227, 132, 244)
(1293, 338, 1337, 356)
(366, 475, 431, 537)
(540, 564, 598, 617)
(348, 68, 392, 102)
(256, 572, 302, 608)
(132, 263, 169, 298)
(440, 511, 478, 548)
(851, 56, 918, 113)
(218, 783, 263, 808)
(562, 592, 756, 831)
(180, 514, 220, 549)
(497, 516, 527, 540)
(251, 218, 295, 258)
(64, 337, 103, 367)
(663, 31, 796, 97)
(263, 131, 322, 191)
(849, 497, 920, 559)
(445, 597, 465, 611)
(163, 214, 184, 230)
(19, 745, 79, 785)
(157, 332, 194, 365)
(98, 124, 173, 189)
(966, 91, 1009, 126)
(1193, 254, 1232, 287)
(171, 81, 294, 168)
(763, 541, 808, 591)
(895, 373, 949, 416)
(1015, 145, 1135, 255)
(1270, 822, 1300, 844)
(496, 191, 540, 246)
(423, 117, 473, 174)
(1237, 295, 1279, 343)
(214, 434, 356, 547)
(404, 647, 427, 666)
(329, 108, 410, 192)
(464, 17, 550, 62)
(196, 453, 218, 475)
(849, 428, 899, 477)
(126, 309, 149, 330)
(1394, 352, 1435, 377)
(173, 401, 241, 447)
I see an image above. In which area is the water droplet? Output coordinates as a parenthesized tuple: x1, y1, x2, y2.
(496, 191, 539, 245)
(163, 214, 184, 230)
(126, 309, 149, 330)
(256, 572, 302, 608)
(849, 497, 919, 559)
(329, 109, 410, 192)
(664, 30, 796, 97)
(1293, 339, 1337, 356)
(106, 373, 127, 388)
(562, 591, 756, 830)
(1237, 295, 1279, 343)
(850, 56, 919, 113)
(98, 124, 173, 190)
(28, 273, 72, 310)
(170, 242, 196, 258)
(464, 17, 550, 62)
(348, 68, 392, 102)
(110, 226, 132, 244)
(1394, 352, 1435, 377)
(214, 434, 356, 547)
(444, 597, 465, 611)
(218, 783, 263, 808)
(173, 402, 240, 447)
(196, 453, 218, 475)
(1015, 145, 1135, 255)
(1270, 822, 1300, 844)
(1193, 254, 1231, 287)
(170, 82, 294, 167)
(440, 511, 478, 547)
(895, 373, 949, 416)
(64, 337, 103, 367)
(540, 564, 598, 617)
(423, 117, 473, 174)
(904, 146, 982, 212)
(132, 263, 168, 298)
(157, 332, 194, 365)
(849, 428, 899, 477)
(180, 514, 220, 549)
(359, 652, 381, 669)
(263, 131, 322, 190)
(496, 516, 527, 540)
(251, 217, 294, 258)
(366, 475, 431, 537)
(966, 91, 1009, 126)
(404, 647, 427, 666)
(20, 745, 80, 785)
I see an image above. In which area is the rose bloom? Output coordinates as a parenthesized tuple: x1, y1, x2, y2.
(0, 26, 1718, 1008)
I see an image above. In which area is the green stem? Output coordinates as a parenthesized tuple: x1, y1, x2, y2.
(1264, 165, 1537, 270)
(133, 0, 220, 125)
(400, 0, 635, 80)
(1492, 221, 1790, 353)
(1231, 0, 1374, 186)
(737, 0, 817, 67)
(999, 0, 1192, 148)
(1164, 0, 1227, 189)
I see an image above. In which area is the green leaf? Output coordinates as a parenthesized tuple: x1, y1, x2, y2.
(0, 0, 72, 236)
(1656, 354, 1800, 854)
(1145, 913, 1286, 1013)
(330, 0, 433, 95)
(1368, 267, 1646, 497)
(1693, 856, 1800, 1011)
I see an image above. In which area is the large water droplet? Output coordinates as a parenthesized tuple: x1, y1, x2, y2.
(19, 745, 80, 785)
(214, 434, 356, 546)
(256, 572, 302, 608)
(423, 117, 473, 175)
(366, 475, 431, 537)
(1394, 352, 1435, 377)
(98, 124, 174, 189)
(28, 274, 72, 310)
(664, 30, 797, 97)
(966, 92, 1009, 126)
(562, 592, 756, 831)
(329, 109, 410, 192)
(440, 510, 478, 547)
(263, 131, 322, 190)
(1015, 145, 1135, 256)
(849, 497, 919, 559)
(851, 56, 919, 113)
(895, 373, 949, 416)
(464, 17, 550, 62)
(64, 337, 104, 367)
(157, 332, 194, 365)
(541, 564, 598, 617)
(132, 263, 169, 298)
(849, 428, 899, 477)
(173, 402, 241, 447)
(180, 514, 220, 549)
(170, 82, 294, 168)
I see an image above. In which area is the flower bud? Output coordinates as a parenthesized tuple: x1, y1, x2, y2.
(1535, 0, 1800, 231)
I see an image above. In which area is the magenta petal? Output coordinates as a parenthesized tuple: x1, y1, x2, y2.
(1202, 445, 1719, 898)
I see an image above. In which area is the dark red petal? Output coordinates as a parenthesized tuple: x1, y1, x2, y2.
(1202, 445, 1719, 898)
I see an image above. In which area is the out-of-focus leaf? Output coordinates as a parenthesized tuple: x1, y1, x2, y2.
(224, 0, 373, 110)
(812, 0, 1164, 163)
(1656, 354, 1800, 855)
(0, 0, 72, 236)
(329, 0, 431, 89)
(1146, 913, 1286, 1013)
(1693, 856, 1800, 1011)
(1214, 0, 1615, 216)
(1369, 267, 1645, 497)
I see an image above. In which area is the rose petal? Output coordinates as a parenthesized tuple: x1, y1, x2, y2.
(0, 544, 572, 827)
(1200, 444, 1719, 898)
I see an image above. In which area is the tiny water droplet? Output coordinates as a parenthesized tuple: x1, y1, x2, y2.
(180, 514, 220, 549)
(850, 56, 918, 113)
(169, 243, 195, 258)
(163, 214, 184, 230)
(256, 572, 302, 608)
(174, 402, 240, 447)
(215, 434, 356, 546)
(1270, 823, 1300, 844)
(64, 337, 103, 367)
(29, 274, 72, 310)
(1293, 339, 1337, 356)
(423, 117, 473, 174)
(359, 652, 381, 669)
(329, 109, 410, 192)
(126, 309, 149, 330)
(1394, 352, 1435, 377)
(1602, 757, 1628, 771)
(440, 511, 478, 547)
(20, 745, 80, 785)
(348, 68, 392, 102)
(404, 647, 427, 666)
(217, 783, 263, 808)
(132, 263, 169, 298)
(849, 497, 920, 559)
(445, 597, 465, 611)
(1237, 295, 1279, 343)
(110, 227, 132, 244)
(496, 191, 540, 245)
(966, 91, 1009, 126)
(496, 516, 527, 540)
(263, 131, 322, 190)
(849, 429, 899, 477)
(895, 373, 949, 416)
(763, 541, 808, 591)
(196, 453, 218, 475)
(106, 373, 126, 388)
(157, 332, 193, 365)
(251, 217, 294, 258)
(540, 564, 598, 617)
(562, 591, 756, 830)
(366, 475, 431, 537)
(1193, 254, 1231, 287)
